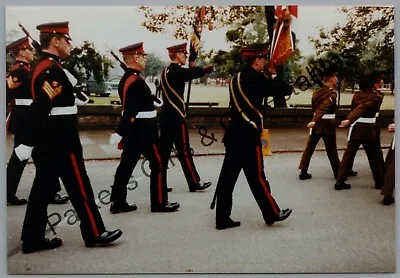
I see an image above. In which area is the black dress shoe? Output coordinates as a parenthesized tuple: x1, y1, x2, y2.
(85, 229, 122, 247)
(22, 237, 63, 254)
(189, 181, 212, 192)
(7, 196, 27, 206)
(167, 187, 172, 192)
(49, 193, 70, 205)
(348, 170, 358, 177)
(151, 201, 180, 212)
(383, 196, 395, 206)
(110, 202, 137, 214)
(299, 170, 312, 180)
(265, 208, 293, 225)
(216, 218, 241, 230)
(334, 181, 352, 190)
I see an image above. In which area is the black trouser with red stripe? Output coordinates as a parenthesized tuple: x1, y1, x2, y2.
(111, 134, 167, 208)
(159, 119, 200, 190)
(215, 140, 281, 224)
(21, 148, 105, 244)
(7, 133, 62, 200)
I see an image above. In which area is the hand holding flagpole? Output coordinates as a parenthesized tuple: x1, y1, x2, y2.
(185, 6, 207, 112)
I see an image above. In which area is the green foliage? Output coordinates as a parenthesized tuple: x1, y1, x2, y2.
(143, 53, 168, 77)
(309, 6, 394, 80)
(63, 41, 113, 84)
(210, 48, 243, 78)
(138, 5, 301, 82)
(138, 5, 259, 40)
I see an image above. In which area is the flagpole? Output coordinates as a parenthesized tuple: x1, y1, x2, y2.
(186, 6, 206, 113)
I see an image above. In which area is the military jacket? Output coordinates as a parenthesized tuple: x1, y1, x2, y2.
(6, 61, 31, 134)
(224, 66, 278, 145)
(115, 68, 158, 143)
(310, 85, 338, 135)
(347, 89, 383, 141)
(22, 52, 79, 152)
(160, 63, 207, 121)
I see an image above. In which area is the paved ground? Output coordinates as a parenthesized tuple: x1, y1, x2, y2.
(5, 127, 396, 275)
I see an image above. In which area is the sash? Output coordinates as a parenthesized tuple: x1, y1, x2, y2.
(229, 72, 263, 133)
(160, 68, 186, 118)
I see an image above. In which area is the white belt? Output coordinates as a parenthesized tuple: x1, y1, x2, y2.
(356, 117, 376, 124)
(136, 110, 157, 118)
(14, 99, 33, 106)
(347, 117, 376, 141)
(321, 113, 335, 119)
(392, 135, 395, 150)
(49, 105, 77, 116)
(309, 113, 336, 135)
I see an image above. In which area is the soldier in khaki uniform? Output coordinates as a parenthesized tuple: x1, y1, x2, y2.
(298, 68, 341, 180)
(335, 71, 385, 190)
(374, 83, 386, 176)
(381, 123, 395, 205)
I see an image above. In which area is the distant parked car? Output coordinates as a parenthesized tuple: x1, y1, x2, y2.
(86, 80, 119, 97)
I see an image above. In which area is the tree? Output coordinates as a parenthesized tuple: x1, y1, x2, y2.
(138, 6, 260, 40)
(63, 41, 114, 84)
(210, 48, 242, 78)
(143, 53, 168, 79)
(310, 6, 394, 77)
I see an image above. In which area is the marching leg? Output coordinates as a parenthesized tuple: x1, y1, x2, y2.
(110, 147, 140, 214)
(298, 133, 321, 180)
(215, 145, 242, 229)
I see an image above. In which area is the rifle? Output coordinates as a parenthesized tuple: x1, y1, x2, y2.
(110, 50, 128, 72)
(18, 23, 88, 102)
(18, 23, 41, 52)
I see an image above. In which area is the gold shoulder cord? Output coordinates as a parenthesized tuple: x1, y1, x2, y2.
(160, 69, 186, 118)
(229, 72, 263, 130)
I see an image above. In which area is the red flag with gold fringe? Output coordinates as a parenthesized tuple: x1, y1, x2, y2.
(269, 5, 298, 72)
(189, 6, 206, 63)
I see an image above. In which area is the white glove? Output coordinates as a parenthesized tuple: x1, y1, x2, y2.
(153, 98, 163, 108)
(75, 91, 90, 105)
(15, 144, 33, 161)
(110, 133, 123, 144)
(75, 97, 88, 105)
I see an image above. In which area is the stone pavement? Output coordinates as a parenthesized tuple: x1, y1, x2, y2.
(5, 127, 396, 275)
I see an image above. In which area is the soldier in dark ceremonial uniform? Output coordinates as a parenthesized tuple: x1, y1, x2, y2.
(17, 22, 122, 253)
(381, 123, 395, 205)
(109, 42, 179, 213)
(6, 36, 69, 206)
(159, 43, 213, 192)
(214, 44, 292, 230)
(298, 68, 341, 180)
(335, 71, 385, 190)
